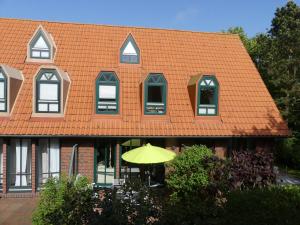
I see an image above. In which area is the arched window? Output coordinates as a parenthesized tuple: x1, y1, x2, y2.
(144, 73, 167, 115)
(120, 34, 140, 64)
(0, 68, 7, 112)
(30, 30, 51, 59)
(36, 69, 60, 113)
(96, 72, 119, 114)
(198, 76, 219, 116)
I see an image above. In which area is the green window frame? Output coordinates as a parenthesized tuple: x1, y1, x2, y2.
(197, 75, 219, 116)
(30, 30, 51, 59)
(144, 73, 167, 115)
(120, 34, 140, 64)
(36, 69, 61, 113)
(94, 143, 116, 187)
(0, 68, 7, 112)
(96, 72, 119, 114)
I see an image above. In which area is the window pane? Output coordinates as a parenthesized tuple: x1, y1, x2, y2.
(41, 51, 50, 58)
(207, 108, 216, 115)
(200, 88, 214, 105)
(38, 104, 48, 112)
(99, 85, 116, 99)
(49, 104, 59, 112)
(33, 36, 49, 50)
(32, 51, 41, 57)
(39, 83, 58, 100)
(0, 82, 4, 99)
(148, 86, 163, 103)
(9, 139, 32, 188)
(123, 41, 137, 56)
(0, 103, 5, 111)
(50, 139, 60, 175)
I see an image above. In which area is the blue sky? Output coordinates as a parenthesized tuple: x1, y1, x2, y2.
(0, 0, 299, 37)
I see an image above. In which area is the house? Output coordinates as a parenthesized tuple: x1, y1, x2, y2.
(0, 18, 289, 196)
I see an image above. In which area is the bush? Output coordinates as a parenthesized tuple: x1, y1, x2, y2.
(162, 145, 228, 225)
(93, 180, 162, 225)
(229, 150, 276, 190)
(32, 175, 95, 225)
(222, 185, 300, 225)
(165, 145, 214, 199)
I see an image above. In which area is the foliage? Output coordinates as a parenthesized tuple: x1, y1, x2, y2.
(32, 175, 95, 225)
(93, 180, 162, 225)
(165, 145, 213, 200)
(275, 136, 300, 169)
(221, 185, 300, 225)
(228, 151, 276, 190)
(161, 145, 228, 225)
(224, 26, 257, 58)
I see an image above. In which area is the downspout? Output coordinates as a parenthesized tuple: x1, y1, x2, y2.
(68, 144, 78, 178)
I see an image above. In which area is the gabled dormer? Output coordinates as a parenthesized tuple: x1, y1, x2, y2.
(120, 34, 140, 64)
(0, 64, 24, 116)
(27, 25, 56, 63)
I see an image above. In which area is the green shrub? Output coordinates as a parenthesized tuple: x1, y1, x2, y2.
(222, 185, 300, 225)
(94, 180, 163, 225)
(32, 175, 95, 225)
(165, 145, 214, 199)
(162, 145, 227, 225)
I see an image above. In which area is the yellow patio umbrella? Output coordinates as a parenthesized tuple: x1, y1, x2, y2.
(122, 143, 176, 164)
(121, 143, 176, 186)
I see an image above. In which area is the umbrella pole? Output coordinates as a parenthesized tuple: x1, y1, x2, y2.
(148, 165, 151, 186)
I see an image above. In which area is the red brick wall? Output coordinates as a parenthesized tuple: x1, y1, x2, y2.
(60, 141, 94, 182)
(78, 143, 94, 181)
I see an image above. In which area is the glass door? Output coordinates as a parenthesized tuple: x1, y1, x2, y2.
(94, 143, 116, 187)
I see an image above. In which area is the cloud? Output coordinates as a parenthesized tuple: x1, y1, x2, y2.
(175, 7, 199, 22)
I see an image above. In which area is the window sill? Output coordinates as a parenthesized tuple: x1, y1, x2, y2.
(92, 114, 122, 121)
(141, 114, 170, 122)
(30, 113, 65, 121)
(195, 115, 223, 124)
(26, 58, 54, 64)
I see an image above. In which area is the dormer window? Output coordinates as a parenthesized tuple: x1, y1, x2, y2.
(0, 65, 23, 115)
(96, 72, 119, 114)
(36, 69, 60, 113)
(27, 25, 56, 62)
(0, 69, 7, 112)
(198, 76, 219, 116)
(144, 73, 167, 115)
(30, 32, 51, 59)
(120, 34, 140, 64)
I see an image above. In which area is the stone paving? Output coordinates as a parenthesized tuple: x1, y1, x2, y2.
(0, 197, 38, 225)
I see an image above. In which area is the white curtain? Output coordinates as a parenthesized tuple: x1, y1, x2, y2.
(38, 139, 49, 183)
(39, 83, 58, 100)
(15, 139, 21, 186)
(99, 85, 116, 99)
(21, 140, 29, 186)
(0, 140, 3, 181)
(50, 139, 60, 178)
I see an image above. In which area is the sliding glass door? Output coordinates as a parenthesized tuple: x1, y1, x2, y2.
(37, 139, 60, 186)
(0, 139, 3, 190)
(94, 143, 116, 187)
(8, 139, 32, 190)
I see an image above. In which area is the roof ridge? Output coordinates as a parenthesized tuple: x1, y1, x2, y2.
(0, 17, 239, 37)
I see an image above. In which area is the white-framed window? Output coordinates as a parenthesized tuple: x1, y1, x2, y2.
(36, 69, 60, 113)
(37, 139, 60, 185)
(30, 31, 51, 59)
(8, 139, 32, 189)
(0, 68, 7, 112)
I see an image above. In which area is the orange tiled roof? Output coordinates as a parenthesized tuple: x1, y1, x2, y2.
(0, 18, 289, 137)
